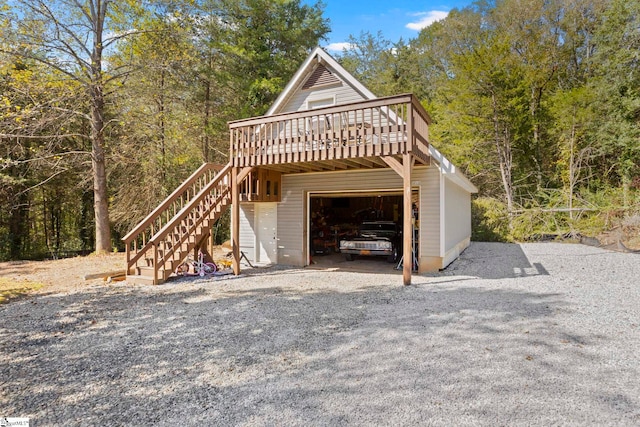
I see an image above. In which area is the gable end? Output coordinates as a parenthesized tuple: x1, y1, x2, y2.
(302, 64, 340, 90)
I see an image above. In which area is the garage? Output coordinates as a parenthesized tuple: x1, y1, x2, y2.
(229, 47, 478, 286)
(126, 46, 478, 286)
(308, 191, 419, 271)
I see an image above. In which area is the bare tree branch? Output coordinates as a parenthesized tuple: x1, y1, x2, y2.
(0, 134, 90, 141)
(0, 48, 90, 87)
(14, 168, 69, 197)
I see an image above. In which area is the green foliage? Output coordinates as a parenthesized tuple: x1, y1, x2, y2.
(509, 190, 571, 241)
(0, 0, 329, 259)
(336, 0, 638, 241)
(0, 48, 93, 260)
(202, 0, 329, 117)
(474, 187, 640, 243)
(589, 0, 640, 194)
(577, 186, 640, 232)
(471, 197, 511, 242)
(2, 0, 639, 256)
(116, 0, 640, 249)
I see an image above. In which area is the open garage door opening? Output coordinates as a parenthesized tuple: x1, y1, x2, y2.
(308, 191, 419, 271)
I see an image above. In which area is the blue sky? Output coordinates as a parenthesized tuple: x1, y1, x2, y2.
(304, 1, 474, 52)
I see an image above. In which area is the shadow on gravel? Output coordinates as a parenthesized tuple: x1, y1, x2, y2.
(441, 242, 550, 280)
(2, 271, 636, 426)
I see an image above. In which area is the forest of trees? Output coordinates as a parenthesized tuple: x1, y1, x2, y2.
(0, 0, 638, 260)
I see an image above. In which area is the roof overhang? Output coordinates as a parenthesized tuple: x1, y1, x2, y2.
(429, 146, 478, 193)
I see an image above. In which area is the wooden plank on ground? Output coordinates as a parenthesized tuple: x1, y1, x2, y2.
(84, 270, 126, 280)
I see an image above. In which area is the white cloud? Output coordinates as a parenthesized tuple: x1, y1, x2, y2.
(405, 10, 449, 30)
(325, 42, 356, 52)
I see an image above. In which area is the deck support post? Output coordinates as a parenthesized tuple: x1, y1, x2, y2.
(231, 166, 241, 276)
(381, 154, 415, 286)
(402, 153, 414, 286)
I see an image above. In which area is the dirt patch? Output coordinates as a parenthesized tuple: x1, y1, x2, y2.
(0, 277, 44, 303)
(0, 247, 234, 299)
(0, 253, 125, 296)
(595, 221, 640, 252)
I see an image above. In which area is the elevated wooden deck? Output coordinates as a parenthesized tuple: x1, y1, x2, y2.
(124, 94, 432, 286)
(228, 94, 431, 173)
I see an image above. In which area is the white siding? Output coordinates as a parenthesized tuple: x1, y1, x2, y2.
(277, 166, 441, 268)
(279, 66, 366, 114)
(443, 177, 472, 267)
(419, 167, 441, 261)
(239, 203, 256, 263)
(444, 178, 471, 249)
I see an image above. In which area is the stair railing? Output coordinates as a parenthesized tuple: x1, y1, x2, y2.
(122, 162, 225, 275)
(146, 163, 233, 283)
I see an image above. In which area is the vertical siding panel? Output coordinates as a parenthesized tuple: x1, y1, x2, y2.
(445, 178, 472, 250)
(415, 167, 441, 262)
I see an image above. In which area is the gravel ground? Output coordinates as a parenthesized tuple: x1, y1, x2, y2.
(1, 242, 639, 426)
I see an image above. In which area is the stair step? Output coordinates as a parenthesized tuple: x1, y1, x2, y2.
(126, 274, 164, 285)
(137, 265, 155, 275)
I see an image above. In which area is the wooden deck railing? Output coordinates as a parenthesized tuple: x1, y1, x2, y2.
(229, 93, 432, 168)
(122, 162, 225, 275)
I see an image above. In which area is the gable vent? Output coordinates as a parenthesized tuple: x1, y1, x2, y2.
(302, 64, 340, 90)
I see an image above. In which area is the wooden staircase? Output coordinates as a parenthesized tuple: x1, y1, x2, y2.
(122, 162, 233, 285)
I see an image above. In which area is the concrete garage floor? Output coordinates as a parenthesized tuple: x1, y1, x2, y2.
(308, 251, 403, 274)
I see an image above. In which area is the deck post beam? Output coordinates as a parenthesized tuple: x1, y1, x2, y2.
(382, 153, 415, 286)
(237, 166, 255, 183)
(402, 153, 414, 286)
(381, 156, 404, 178)
(231, 166, 241, 275)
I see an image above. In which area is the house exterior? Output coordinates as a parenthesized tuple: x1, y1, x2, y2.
(123, 47, 477, 286)
(233, 47, 477, 275)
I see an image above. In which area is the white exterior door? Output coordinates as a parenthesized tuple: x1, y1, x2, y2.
(256, 203, 278, 265)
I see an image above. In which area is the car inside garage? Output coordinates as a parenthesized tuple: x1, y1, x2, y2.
(309, 191, 419, 270)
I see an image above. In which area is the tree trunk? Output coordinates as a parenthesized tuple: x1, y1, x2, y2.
(7, 0, 117, 255)
(531, 86, 543, 192)
(90, 4, 111, 254)
(203, 77, 211, 162)
(159, 68, 167, 185)
(492, 91, 514, 213)
(91, 90, 111, 253)
(568, 109, 577, 222)
(80, 189, 94, 251)
(42, 188, 50, 255)
(622, 175, 630, 209)
(9, 194, 28, 260)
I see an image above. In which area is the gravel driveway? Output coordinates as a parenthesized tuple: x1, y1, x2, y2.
(1, 242, 639, 426)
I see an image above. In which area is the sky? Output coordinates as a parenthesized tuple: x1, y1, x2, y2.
(303, 0, 474, 52)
